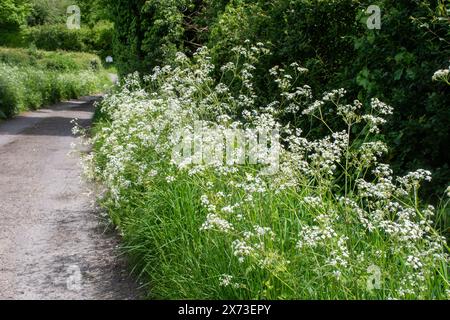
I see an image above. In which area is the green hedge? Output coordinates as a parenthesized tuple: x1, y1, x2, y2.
(0, 0, 30, 31)
(349, 0, 450, 198)
(24, 21, 114, 59)
(207, 0, 450, 197)
(0, 24, 114, 60)
(109, 0, 183, 76)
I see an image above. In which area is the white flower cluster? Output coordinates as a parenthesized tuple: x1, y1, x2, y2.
(201, 213, 234, 233)
(432, 67, 450, 83)
(232, 239, 255, 263)
(296, 225, 337, 248)
(371, 98, 394, 115)
(397, 169, 432, 192)
(302, 196, 323, 208)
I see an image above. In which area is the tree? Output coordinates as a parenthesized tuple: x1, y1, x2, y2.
(26, 0, 72, 26)
(0, 0, 31, 30)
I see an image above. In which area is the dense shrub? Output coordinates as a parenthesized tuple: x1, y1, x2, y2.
(0, 0, 114, 58)
(76, 0, 112, 26)
(0, 47, 103, 71)
(26, 0, 72, 26)
(25, 24, 87, 51)
(26, 0, 112, 27)
(349, 0, 450, 198)
(87, 20, 114, 58)
(0, 0, 31, 31)
(108, 0, 228, 76)
(24, 22, 114, 59)
(0, 0, 31, 47)
(209, 0, 359, 100)
(109, 0, 183, 76)
(0, 29, 26, 47)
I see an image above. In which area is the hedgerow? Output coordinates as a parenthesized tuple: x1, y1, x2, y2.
(108, 0, 450, 199)
(24, 22, 114, 59)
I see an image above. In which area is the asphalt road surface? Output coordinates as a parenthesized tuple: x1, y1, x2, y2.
(0, 96, 139, 300)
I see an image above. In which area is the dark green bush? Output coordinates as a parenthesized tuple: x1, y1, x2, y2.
(109, 0, 230, 76)
(208, 0, 450, 198)
(109, 0, 183, 76)
(0, 0, 31, 31)
(208, 0, 360, 103)
(25, 24, 87, 51)
(23, 22, 114, 59)
(349, 0, 450, 198)
(83, 20, 114, 58)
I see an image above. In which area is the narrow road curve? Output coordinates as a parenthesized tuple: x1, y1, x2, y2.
(0, 96, 139, 300)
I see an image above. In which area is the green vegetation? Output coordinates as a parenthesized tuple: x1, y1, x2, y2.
(108, 0, 450, 198)
(1, 0, 448, 301)
(0, 0, 113, 118)
(0, 0, 113, 59)
(26, 0, 72, 26)
(83, 0, 449, 300)
(24, 21, 114, 58)
(0, 0, 30, 31)
(0, 47, 110, 118)
(87, 47, 449, 299)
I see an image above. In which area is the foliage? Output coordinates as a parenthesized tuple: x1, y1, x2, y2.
(208, 0, 359, 98)
(0, 47, 110, 118)
(108, 0, 183, 76)
(108, 0, 229, 76)
(0, 0, 31, 30)
(0, 0, 114, 59)
(85, 46, 450, 299)
(0, 46, 102, 70)
(75, 0, 112, 26)
(0, 0, 30, 47)
(88, 20, 114, 58)
(25, 0, 111, 26)
(23, 22, 114, 59)
(107, 0, 450, 199)
(24, 24, 87, 51)
(350, 0, 450, 199)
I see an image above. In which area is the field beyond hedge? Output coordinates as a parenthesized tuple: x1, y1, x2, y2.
(0, 47, 111, 118)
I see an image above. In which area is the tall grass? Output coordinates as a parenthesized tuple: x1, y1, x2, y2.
(85, 45, 449, 300)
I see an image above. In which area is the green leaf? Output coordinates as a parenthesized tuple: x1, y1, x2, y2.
(394, 68, 403, 81)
